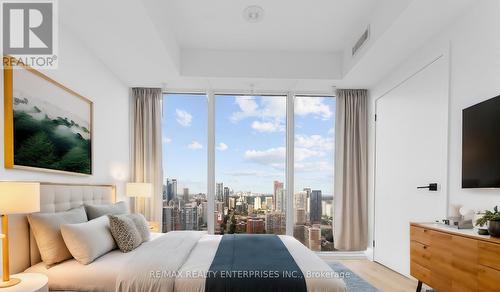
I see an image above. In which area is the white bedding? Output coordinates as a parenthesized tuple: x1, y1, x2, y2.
(26, 232, 346, 292)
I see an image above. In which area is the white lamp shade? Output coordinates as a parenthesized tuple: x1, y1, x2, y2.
(126, 183, 152, 198)
(0, 182, 40, 214)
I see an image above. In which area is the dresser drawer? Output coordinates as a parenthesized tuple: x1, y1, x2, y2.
(410, 225, 431, 245)
(451, 235, 478, 291)
(478, 241, 500, 271)
(478, 264, 500, 292)
(410, 260, 431, 285)
(430, 230, 453, 276)
(410, 240, 431, 269)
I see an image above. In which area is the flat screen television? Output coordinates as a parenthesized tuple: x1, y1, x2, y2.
(462, 94, 500, 188)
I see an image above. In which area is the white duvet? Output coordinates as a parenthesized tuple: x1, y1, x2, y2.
(27, 231, 347, 292)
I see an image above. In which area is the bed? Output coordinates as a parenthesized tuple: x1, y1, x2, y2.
(12, 183, 346, 292)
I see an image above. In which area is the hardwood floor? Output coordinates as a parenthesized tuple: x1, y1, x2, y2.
(336, 259, 425, 292)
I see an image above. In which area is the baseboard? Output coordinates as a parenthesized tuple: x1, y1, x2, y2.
(317, 251, 368, 261)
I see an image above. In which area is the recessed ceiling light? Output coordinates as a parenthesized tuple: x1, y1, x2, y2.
(243, 5, 264, 23)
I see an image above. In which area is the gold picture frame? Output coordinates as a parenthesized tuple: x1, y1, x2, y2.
(3, 56, 93, 175)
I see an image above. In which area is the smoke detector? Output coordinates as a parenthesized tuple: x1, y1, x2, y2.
(243, 5, 264, 23)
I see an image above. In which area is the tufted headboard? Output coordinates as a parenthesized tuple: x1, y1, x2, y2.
(9, 182, 116, 273)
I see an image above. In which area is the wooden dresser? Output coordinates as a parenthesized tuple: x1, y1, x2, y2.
(410, 223, 500, 292)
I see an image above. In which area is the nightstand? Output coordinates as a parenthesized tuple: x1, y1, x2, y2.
(1, 273, 48, 292)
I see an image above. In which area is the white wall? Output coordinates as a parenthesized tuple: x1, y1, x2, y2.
(370, 0, 500, 245)
(0, 25, 131, 200)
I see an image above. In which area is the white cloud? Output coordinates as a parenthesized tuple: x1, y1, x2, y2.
(295, 161, 333, 172)
(244, 147, 285, 169)
(251, 120, 284, 133)
(230, 97, 259, 122)
(176, 109, 192, 127)
(230, 96, 286, 123)
(295, 134, 334, 151)
(163, 137, 172, 144)
(244, 146, 322, 169)
(217, 142, 228, 151)
(295, 97, 332, 120)
(295, 147, 324, 161)
(188, 141, 203, 150)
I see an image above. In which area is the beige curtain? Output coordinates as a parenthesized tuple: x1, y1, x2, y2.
(131, 88, 163, 224)
(334, 89, 368, 251)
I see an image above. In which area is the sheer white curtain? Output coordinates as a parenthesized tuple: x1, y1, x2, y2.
(334, 89, 368, 251)
(131, 88, 163, 224)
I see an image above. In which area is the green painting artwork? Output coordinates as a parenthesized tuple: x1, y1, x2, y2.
(5, 66, 93, 175)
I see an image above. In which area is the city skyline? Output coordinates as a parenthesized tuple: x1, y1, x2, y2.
(162, 177, 334, 251)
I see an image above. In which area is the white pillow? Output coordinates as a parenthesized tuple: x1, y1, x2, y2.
(27, 206, 88, 266)
(61, 216, 117, 265)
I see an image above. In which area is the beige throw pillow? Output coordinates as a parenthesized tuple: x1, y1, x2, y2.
(27, 206, 88, 266)
(61, 216, 117, 264)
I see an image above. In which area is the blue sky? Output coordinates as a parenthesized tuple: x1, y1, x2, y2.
(162, 94, 335, 196)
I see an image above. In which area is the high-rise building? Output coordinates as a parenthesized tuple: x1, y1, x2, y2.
(172, 179, 177, 198)
(162, 206, 174, 232)
(310, 190, 322, 224)
(165, 178, 177, 202)
(294, 191, 307, 209)
(276, 188, 285, 212)
(223, 186, 230, 207)
(229, 197, 236, 210)
(247, 204, 254, 215)
(247, 218, 265, 234)
(201, 201, 208, 224)
(216, 183, 224, 202)
(295, 208, 306, 225)
(182, 206, 198, 230)
(183, 187, 189, 203)
(305, 225, 321, 251)
(265, 197, 273, 210)
(253, 196, 262, 209)
(273, 181, 284, 211)
(265, 211, 286, 235)
(216, 201, 224, 213)
(303, 187, 311, 216)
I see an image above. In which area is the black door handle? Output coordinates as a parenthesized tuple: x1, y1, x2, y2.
(417, 183, 438, 191)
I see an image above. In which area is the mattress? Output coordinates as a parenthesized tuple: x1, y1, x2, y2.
(26, 232, 346, 292)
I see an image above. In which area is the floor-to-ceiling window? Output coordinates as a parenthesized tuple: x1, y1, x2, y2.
(214, 95, 286, 234)
(161, 93, 207, 232)
(161, 92, 336, 251)
(293, 96, 335, 251)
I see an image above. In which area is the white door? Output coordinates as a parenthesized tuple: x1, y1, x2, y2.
(374, 56, 449, 276)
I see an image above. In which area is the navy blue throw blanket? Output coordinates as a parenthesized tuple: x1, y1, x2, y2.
(205, 234, 307, 292)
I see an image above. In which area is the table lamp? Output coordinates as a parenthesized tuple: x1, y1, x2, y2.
(0, 182, 40, 288)
(126, 182, 152, 199)
(126, 182, 153, 229)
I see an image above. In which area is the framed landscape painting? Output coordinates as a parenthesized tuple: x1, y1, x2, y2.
(4, 61, 93, 175)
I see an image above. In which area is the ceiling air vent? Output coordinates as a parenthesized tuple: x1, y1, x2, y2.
(352, 26, 370, 57)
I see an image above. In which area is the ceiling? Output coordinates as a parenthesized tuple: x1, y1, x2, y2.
(163, 0, 379, 53)
(59, 0, 475, 90)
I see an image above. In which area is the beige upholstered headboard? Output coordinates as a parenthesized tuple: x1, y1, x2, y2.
(9, 183, 116, 274)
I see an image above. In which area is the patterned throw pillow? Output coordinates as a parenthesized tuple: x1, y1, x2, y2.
(128, 213, 151, 242)
(108, 215, 142, 252)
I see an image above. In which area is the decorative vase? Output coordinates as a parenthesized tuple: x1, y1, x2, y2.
(487, 220, 500, 237)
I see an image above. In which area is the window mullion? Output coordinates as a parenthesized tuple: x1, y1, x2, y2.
(285, 92, 295, 236)
(207, 91, 215, 234)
